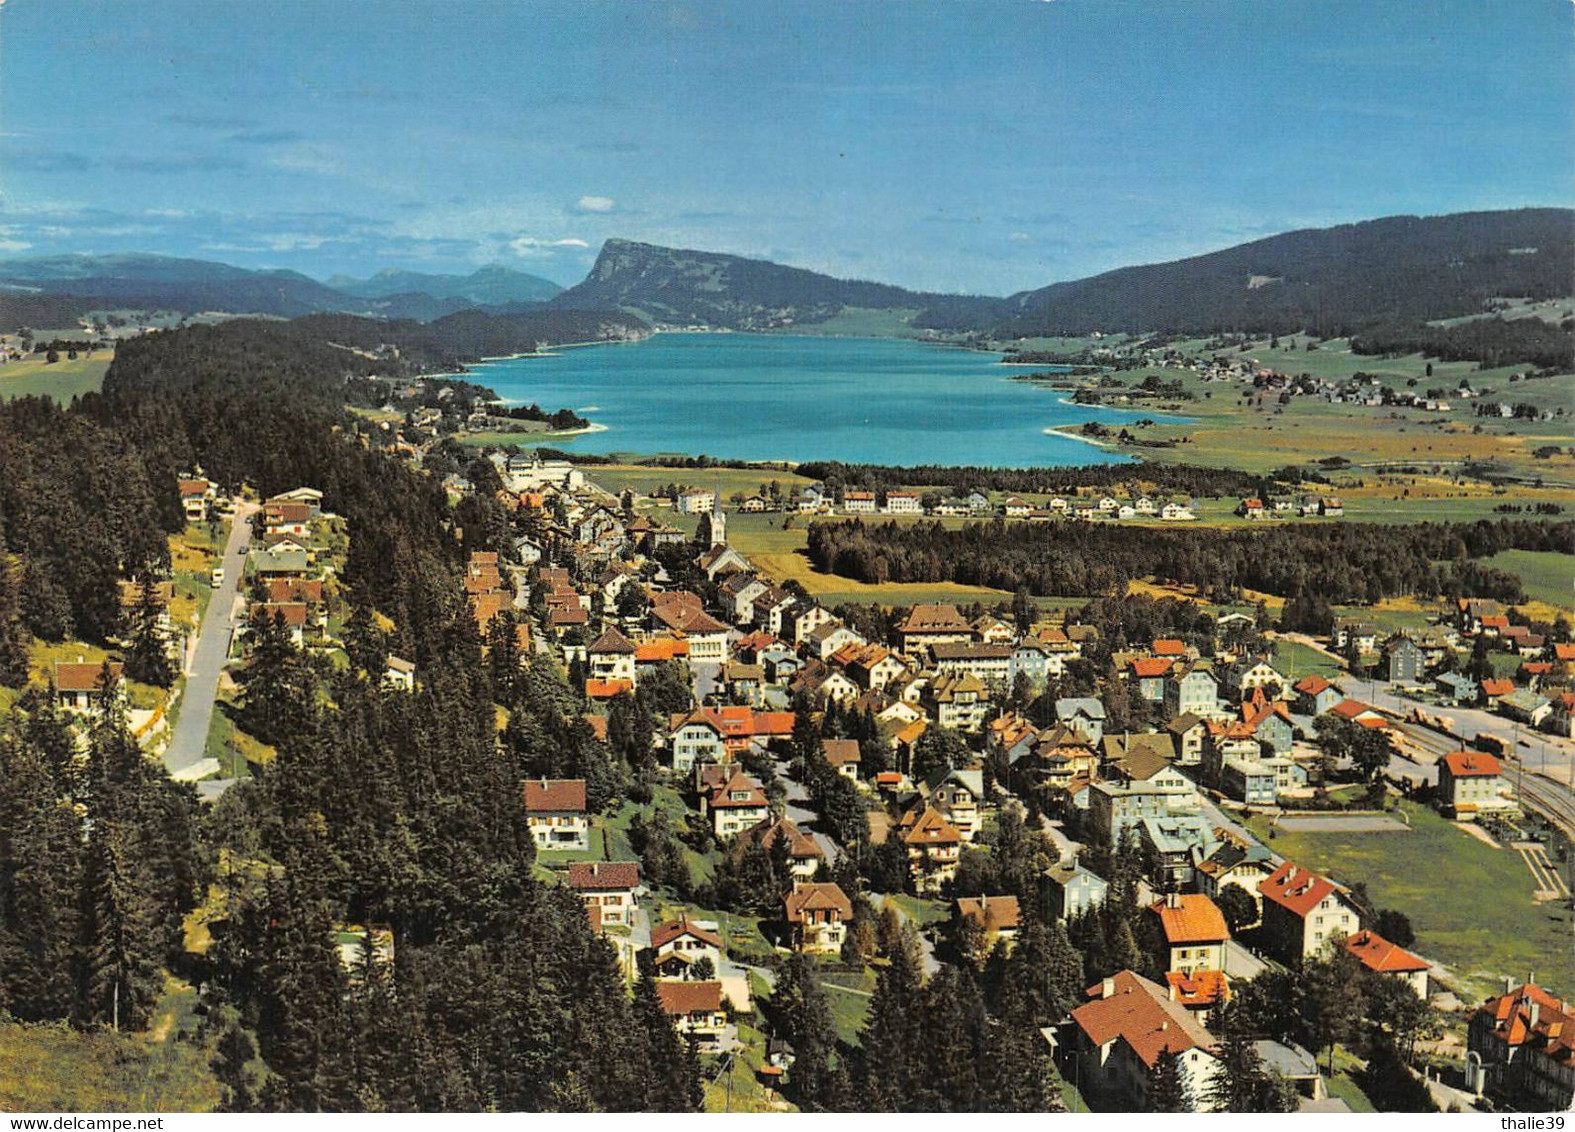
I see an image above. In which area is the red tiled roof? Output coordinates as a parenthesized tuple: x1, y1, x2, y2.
(656, 980, 724, 1016)
(1294, 675, 1332, 695)
(956, 895, 1021, 934)
(751, 711, 797, 737)
(901, 806, 961, 846)
(1149, 895, 1229, 944)
(1475, 983, 1574, 1056)
(743, 816, 823, 861)
(1165, 969, 1231, 1008)
(782, 881, 852, 924)
(584, 678, 634, 699)
(588, 626, 637, 654)
(1130, 657, 1174, 678)
(650, 915, 724, 951)
(708, 770, 768, 809)
(1152, 639, 1187, 657)
(1344, 930, 1428, 974)
(522, 778, 587, 814)
(54, 660, 124, 693)
(821, 738, 861, 767)
(1071, 970, 1215, 1069)
(1329, 698, 1377, 720)
(635, 636, 689, 662)
(1259, 860, 1344, 918)
(252, 601, 308, 627)
(1480, 679, 1515, 698)
(266, 578, 323, 604)
(1555, 643, 1575, 662)
(1442, 750, 1501, 778)
(565, 861, 639, 890)
(897, 603, 970, 634)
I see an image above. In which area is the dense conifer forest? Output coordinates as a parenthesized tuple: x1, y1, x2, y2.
(806, 516, 1570, 604)
(0, 319, 700, 1110)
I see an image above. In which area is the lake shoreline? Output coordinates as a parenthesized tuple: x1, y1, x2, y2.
(470, 331, 1149, 468)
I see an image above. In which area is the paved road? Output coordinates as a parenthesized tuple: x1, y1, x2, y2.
(165, 502, 257, 775)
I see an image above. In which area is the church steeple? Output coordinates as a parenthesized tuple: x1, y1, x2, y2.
(699, 493, 727, 547)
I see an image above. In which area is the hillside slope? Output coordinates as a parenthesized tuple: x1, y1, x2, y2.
(984, 208, 1575, 337)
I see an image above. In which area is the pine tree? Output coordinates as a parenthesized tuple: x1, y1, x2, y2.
(0, 736, 82, 1020)
(125, 573, 174, 688)
(633, 967, 702, 1111)
(979, 979, 1065, 1112)
(911, 966, 983, 1111)
(75, 817, 162, 1030)
(860, 919, 925, 1109)
(0, 551, 31, 687)
(1148, 1049, 1192, 1112)
(1205, 1000, 1274, 1112)
(770, 952, 844, 1111)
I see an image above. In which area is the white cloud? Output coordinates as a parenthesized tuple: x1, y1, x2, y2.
(0, 238, 30, 253)
(509, 235, 589, 258)
(575, 195, 615, 213)
(1009, 231, 1031, 242)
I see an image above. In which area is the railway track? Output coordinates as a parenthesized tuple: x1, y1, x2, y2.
(1516, 771, 1575, 840)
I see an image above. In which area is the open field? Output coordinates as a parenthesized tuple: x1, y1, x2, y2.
(1015, 337, 1575, 482)
(1128, 395, 1574, 482)
(0, 349, 112, 402)
(1270, 638, 1346, 682)
(726, 512, 1016, 606)
(0, 982, 219, 1112)
(1478, 550, 1571, 611)
(1248, 802, 1572, 1001)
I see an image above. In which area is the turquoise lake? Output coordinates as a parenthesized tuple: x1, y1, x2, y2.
(471, 332, 1157, 467)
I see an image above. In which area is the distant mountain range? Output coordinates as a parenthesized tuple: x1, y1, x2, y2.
(0, 255, 560, 323)
(326, 264, 562, 305)
(1, 208, 1569, 342)
(550, 210, 1573, 337)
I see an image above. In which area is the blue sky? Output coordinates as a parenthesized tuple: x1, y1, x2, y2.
(1, 0, 1569, 294)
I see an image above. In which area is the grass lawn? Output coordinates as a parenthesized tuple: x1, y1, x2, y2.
(0, 980, 220, 1111)
(726, 513, 1015, 606)
(0, 350, 112, 403)
(536, 826, 616, 864)
(703, 1020, 792, 1112)
(1325, 1071, 1377, 1113)
(204, 700, 271, 777)
(1271, 638, 1346, 681)
(821, 981, 872, 1047)
(645, 896, 773, 962)
(1479, 550, 1571, 611)
(1248, 802, 1573, 1000)
(886, 893, 949, 927)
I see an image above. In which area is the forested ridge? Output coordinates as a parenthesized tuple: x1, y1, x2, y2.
(0, 320, 702, 1110)
(806, 516, 1571, 604)
(963, 208, 1575, 339)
